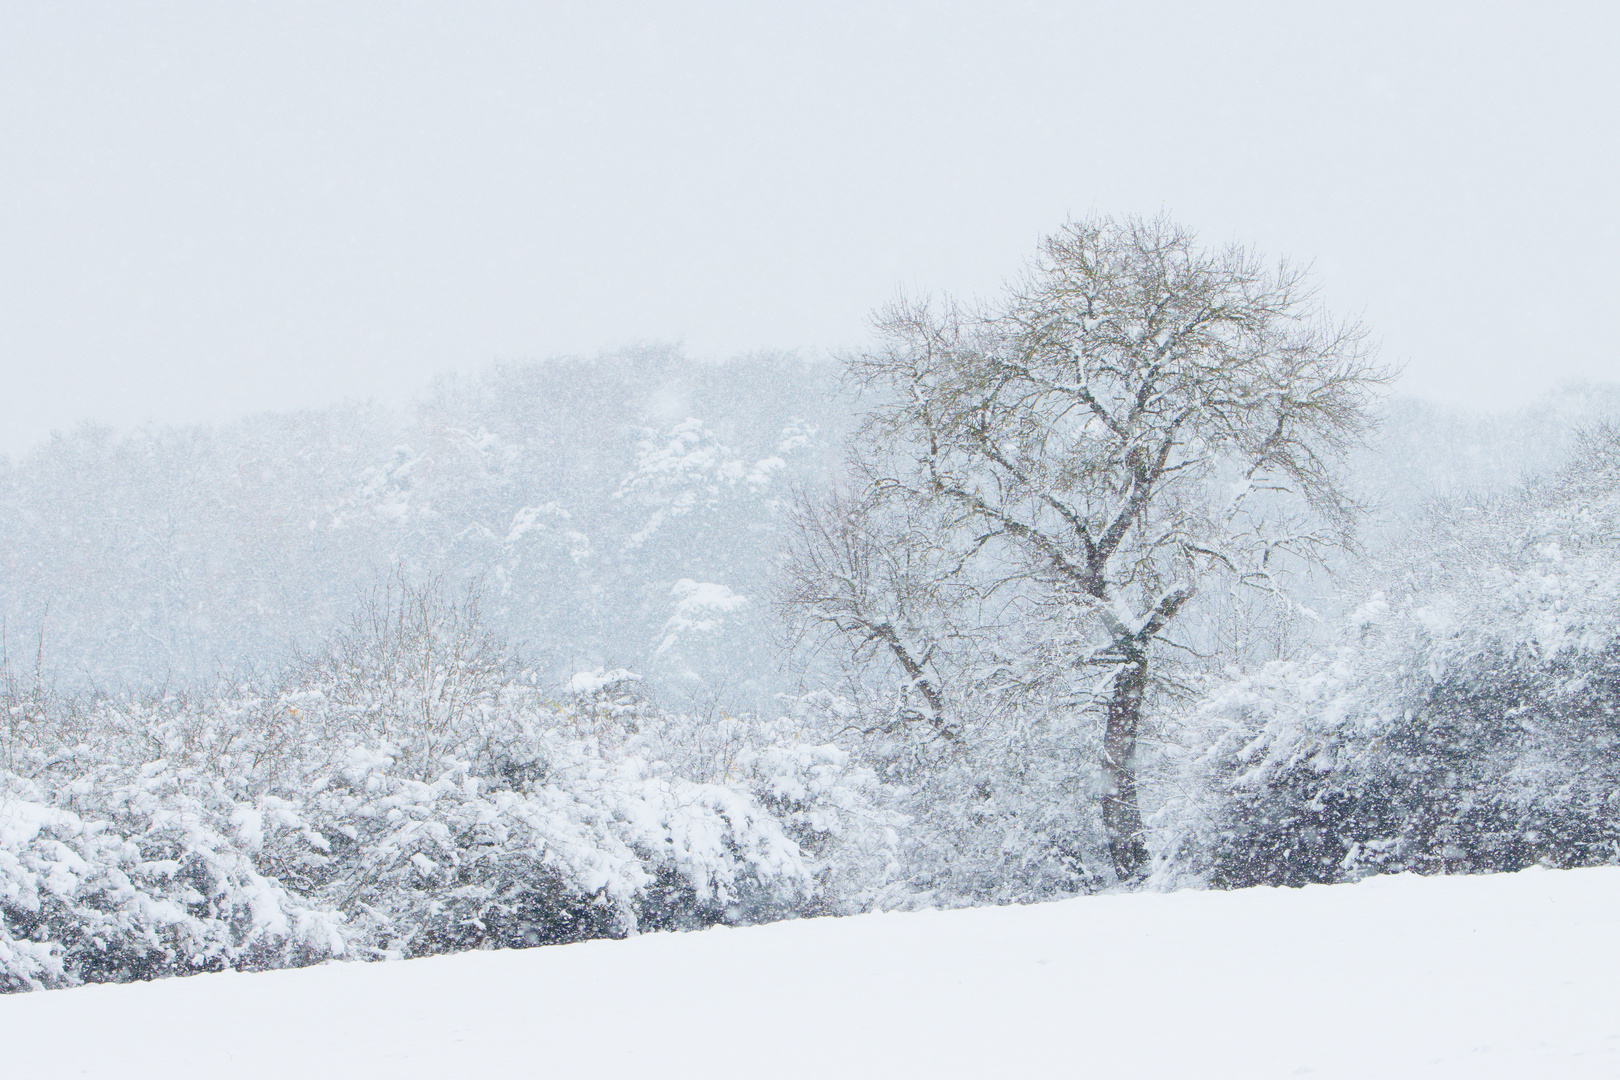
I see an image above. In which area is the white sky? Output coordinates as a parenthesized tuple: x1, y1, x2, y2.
(2, 2, 1616, 458)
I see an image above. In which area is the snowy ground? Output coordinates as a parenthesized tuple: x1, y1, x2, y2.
(3, 867, 1617, 1079)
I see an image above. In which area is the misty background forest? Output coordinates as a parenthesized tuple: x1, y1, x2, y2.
(4, 219, 1620, 995)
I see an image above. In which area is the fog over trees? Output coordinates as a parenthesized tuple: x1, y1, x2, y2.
(3, 218, 1619, 992)
(1, 349, 846, 705)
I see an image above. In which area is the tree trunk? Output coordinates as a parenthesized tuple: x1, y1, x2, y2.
(1102, 654, 1149, 879)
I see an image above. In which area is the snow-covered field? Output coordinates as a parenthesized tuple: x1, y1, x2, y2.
(3, 867, 1616, 1079)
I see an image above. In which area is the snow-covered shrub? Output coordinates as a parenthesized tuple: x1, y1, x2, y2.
(779, 677, 1113, 909)
(1157, 427, 1620, 887)
(0, 687, 839, 990)
(1149, 642, 1387, 888)
(501, 684, 902, 920)
(708, 702, 904, 915)
(301, 722, 817, 953)
(878, 732, 1109, 906)
(0, 581, 892, 990)
(0, 766, 344, 992)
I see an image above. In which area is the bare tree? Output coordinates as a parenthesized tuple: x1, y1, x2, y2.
(788, 215, 1389, 879)
(778, 486, 967, 743)
(296, 571, 514, 779)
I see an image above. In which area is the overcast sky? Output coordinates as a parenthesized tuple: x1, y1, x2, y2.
(2, 2, 1616, 458)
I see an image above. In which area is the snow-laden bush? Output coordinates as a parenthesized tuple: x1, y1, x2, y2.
(0, 767, 344, 992)
(779, 676, 1114, 909)
(0, 580, 895, 991)
(0, 684, 844, 990)
(302, 727, 815, 953)
(548, 680, 904, 917)
(1155, 426, 1620, 887)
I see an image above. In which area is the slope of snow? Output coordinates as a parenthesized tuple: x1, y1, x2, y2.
(3, 867, 1617, 1079)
